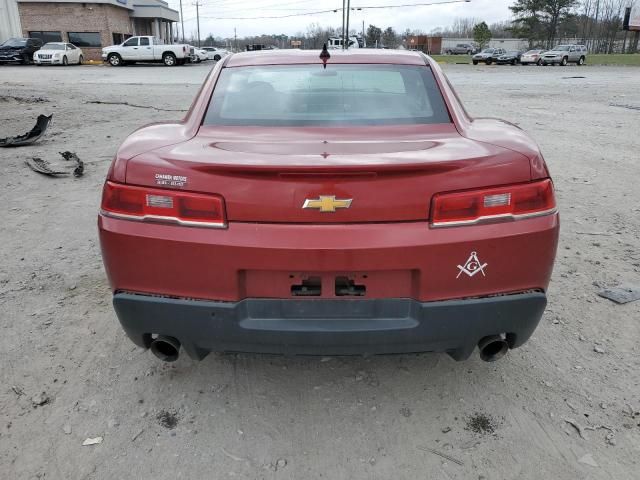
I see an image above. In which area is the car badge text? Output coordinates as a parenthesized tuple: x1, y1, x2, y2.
(457, 251, 488, 278)
(302, 195, 352, 213)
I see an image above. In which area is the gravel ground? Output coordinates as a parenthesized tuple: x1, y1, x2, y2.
(1, 62, 639, 480)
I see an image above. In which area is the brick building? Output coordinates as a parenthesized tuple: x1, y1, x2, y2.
(8, 0, 178, 60)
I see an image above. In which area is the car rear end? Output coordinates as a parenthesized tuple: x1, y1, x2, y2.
(99, 51, 559, 362)
(520, 50, 542, 65)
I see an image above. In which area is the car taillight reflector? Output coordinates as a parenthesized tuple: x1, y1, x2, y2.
(431, 179, 556, 227)
(101, 181, 226, 228)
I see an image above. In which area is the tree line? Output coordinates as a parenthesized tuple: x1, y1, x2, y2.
(193, 0, 639, 54)
(509, 0, 638, 52)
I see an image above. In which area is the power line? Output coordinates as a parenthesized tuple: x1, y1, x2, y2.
(176, 0, 320, 13)
(190, 0, 470, 20)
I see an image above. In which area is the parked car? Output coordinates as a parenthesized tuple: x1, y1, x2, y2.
(541, 45, 587, 66)
(246, 44, 267, 51)
(33, 42, 84, 66)
(445, 43, 476, 55)
(0, 37, 42, 64)
(193, 48, 208, 63)
(520, 49, 545, 65)
(99, 49, 559, 364)
(201, 46, 229, 61)
(472, 48, 506, 65)
(496, 50, 523, 65)
(102, 36, 192, 66)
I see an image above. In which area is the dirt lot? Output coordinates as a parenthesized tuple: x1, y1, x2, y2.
(1, 62, 639, 480)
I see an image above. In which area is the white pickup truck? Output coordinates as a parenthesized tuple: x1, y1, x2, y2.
(102, 36, 193, 66)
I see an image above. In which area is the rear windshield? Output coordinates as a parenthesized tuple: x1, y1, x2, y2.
(204, 64, 451, 126)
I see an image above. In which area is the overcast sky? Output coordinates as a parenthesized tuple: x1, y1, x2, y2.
(166, 0, 514, 40)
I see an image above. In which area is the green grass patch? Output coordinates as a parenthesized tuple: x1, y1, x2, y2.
(586, 54, 640, 66)
(430, 55, 472, 64)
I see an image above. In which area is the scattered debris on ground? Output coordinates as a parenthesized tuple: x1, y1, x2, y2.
(31, 392, 50, 407)
(264, 458, 288, 471)
(564, 418, 587, 439)
(610, 103, 640, 111)
(156, 409, 179, 429)
(25, 151, 84, 177)
(82, 437, 103, 446)
(598, 285, 640, 304)
(11, 385, 25, 396)
(0, 95, 48, 104)
(85, 100, 187, 113)
(399, 407, 412, 418)
(26, 158, 69, 176)
(417, 446, 464, 466)
(59, 151, 84, 177)
(465, 412, 498, 435)
(0, 114, 53, 147)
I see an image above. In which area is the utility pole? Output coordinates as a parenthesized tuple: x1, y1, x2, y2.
(179, 0, 185, 43)
(193, 0, 202, 47)
(345, 0, 351, 48)
(234, 27, 237, 52)
(362, 20, 365, 46)
(341, 0, 346, 49)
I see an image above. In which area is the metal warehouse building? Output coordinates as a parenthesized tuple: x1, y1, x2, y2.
(1, 0, 179, 60)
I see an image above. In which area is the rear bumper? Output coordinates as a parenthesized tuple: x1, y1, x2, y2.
(99, 214, 559, 302)
(113, 290, 546, 360)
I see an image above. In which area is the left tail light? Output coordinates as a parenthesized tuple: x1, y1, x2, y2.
(431, 179, 556, 228)
(101, 181, 226, 228)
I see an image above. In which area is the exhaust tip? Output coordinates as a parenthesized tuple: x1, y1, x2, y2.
(478, 335, 509, 362)
(150, 336, 181, 362)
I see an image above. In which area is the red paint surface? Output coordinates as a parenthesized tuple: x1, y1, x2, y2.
(100, 49, 559, 302)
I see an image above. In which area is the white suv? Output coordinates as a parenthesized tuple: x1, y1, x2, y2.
(541, 45, 587, 66)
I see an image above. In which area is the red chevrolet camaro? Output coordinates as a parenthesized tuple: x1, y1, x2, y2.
(99, 49, 559, 363)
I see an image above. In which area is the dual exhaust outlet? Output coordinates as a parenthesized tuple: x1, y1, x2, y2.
(150, 335, 181, 362)
(148, 334, 510, 363)
(477, 335, 509, 362)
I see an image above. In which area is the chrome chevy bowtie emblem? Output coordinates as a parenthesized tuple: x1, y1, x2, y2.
(457, 251, 488, 278)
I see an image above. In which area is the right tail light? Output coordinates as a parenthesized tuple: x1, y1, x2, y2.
(431, 179, 556, 228)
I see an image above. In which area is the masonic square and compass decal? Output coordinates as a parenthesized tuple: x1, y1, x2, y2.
(457, 251, 488, 278)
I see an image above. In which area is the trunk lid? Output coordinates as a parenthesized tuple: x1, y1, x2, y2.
(125, 125, 532, 223)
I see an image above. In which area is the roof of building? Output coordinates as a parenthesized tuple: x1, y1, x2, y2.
(131, 0, 178, 21)
(17, 0, 134, 10)
(17, 0, 180, 19)
(225, 49, 428, 68)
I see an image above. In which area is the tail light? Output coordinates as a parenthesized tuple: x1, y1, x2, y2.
(101, 181, 226, 228)
(431, 179, 556, 228)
